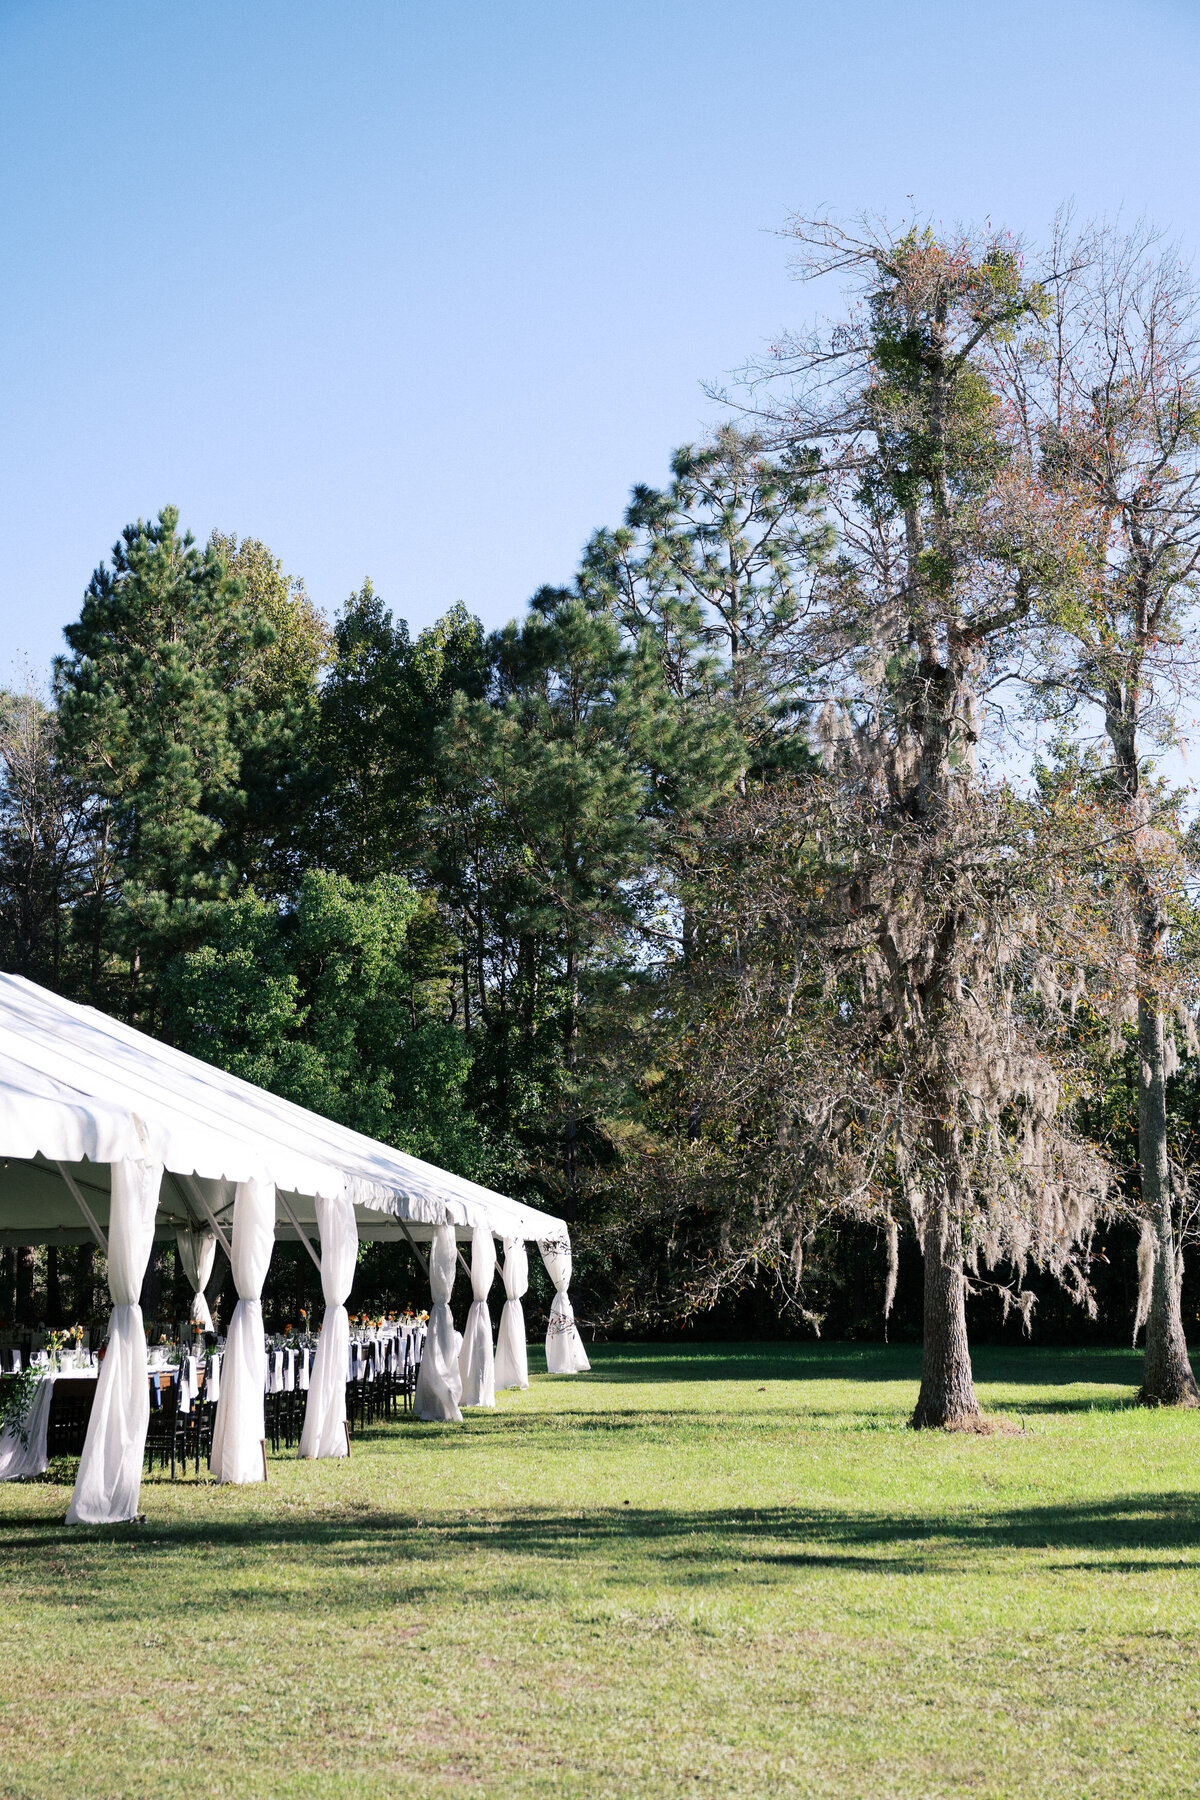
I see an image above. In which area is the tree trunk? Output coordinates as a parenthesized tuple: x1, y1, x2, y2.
(911, 1197, 980, 1428)
(15, 1247, 35, 1325)
(1138, 999, 1199, 1405)
(0, 1248, 13, 1324)
(139, 1244, 163, 1325)
(216, 1257, 238, 1334)
(45, 1246, 64, 1325)
(563, 941, 579, 1222)
(73, 1245, 96, 1322)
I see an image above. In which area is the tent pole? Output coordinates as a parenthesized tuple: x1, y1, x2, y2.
(180, 1175, 234, 1263)
(54, 1163, 108, 1256)
(167, 1170, 208, 1234)
(395, 1217, 430, 1279)
(276, 1192, 323, 1276)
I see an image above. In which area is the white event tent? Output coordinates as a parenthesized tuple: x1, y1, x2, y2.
(0, 974, 589, 1523)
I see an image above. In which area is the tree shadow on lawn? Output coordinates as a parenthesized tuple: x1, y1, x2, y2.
(2, 1492, 1198, 1607)
(578, 1344, 922, 1385)
(576, 1343, 1148, 1392)
(339, 1396, 1130, 1459)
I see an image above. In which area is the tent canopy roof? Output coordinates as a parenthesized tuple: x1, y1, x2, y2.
(0, 975, 568, 1246)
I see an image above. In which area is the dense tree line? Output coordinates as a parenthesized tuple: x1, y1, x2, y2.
(4, 213, 1200, 1423)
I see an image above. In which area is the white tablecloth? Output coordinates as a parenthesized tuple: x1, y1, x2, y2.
(0, 1368, 98, 1481)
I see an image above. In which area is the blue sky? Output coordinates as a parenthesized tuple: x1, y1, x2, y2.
(2, 0, 1199, 677)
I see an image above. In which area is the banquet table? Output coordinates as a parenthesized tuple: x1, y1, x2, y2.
(0, 1328, 425, 1481)
(0, 1365, 98, 1481)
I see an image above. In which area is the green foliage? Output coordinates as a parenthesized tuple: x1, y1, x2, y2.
(208, 531, 333, 711)
(437, 589, 657, 1210)
(434, 580, 738, 1217)
(0, 687, 87, 985)
(318, 586, 488, 878)
(56, 509, 249, 952)
(582, 424, 829, 771)
(858, 234, 1039, 538)
(54, 508, 318, 1017)
(0, 1365, 41, 1445)
(163, 869, 501, 1182)
(18, 217, 1200, 1362)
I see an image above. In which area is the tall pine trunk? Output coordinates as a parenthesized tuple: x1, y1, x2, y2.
(1138, 997, 1198, 1405)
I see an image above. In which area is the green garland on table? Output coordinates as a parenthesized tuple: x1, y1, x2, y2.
(0, 1367, 42, 1447)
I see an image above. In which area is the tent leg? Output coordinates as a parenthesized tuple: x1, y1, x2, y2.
(344, 1420, 351, 1456)
(260, 1439, 268, 1482)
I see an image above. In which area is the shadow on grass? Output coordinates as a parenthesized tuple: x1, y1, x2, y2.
(3, 1491, 1198, 1610)
(577, 1344, 924, 1385)
(577, 1343, 1152, 1391)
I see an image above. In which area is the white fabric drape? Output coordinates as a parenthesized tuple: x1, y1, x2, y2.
(539, 1237, 590, 1375)
(178, 1355, 199, 1414)
(495, 1236, 529, 1391)
(0, 1373, 57, 1480)
(210, 1178, 275, 1483)
(299, 1193, 357, 1458)
(67, 1156, 162, 1524)
(413, 1222, 463, 1422)
(458, 1224, 496, 1407)
(176, 1225, 217, 1331)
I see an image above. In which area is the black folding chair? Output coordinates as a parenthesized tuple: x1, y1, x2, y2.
(46, 1381, 95, 1457)
(144, 1373, 182, 1477)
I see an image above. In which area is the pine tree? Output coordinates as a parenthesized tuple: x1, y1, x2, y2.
(437, 583, 739, 1218)
(581, 428, 828, 983)
(317, 587, 487, 879)
(583, 424, 831, 776)
(55, 507, 270, 1025)
(207, 532, 331, 898)
(0, 686, 91, 984)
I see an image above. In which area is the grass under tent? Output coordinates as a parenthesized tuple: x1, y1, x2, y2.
(0, 1341, 1197, 1799)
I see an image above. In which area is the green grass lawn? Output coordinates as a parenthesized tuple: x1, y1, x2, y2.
(1, 1342, 1198, 1800)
